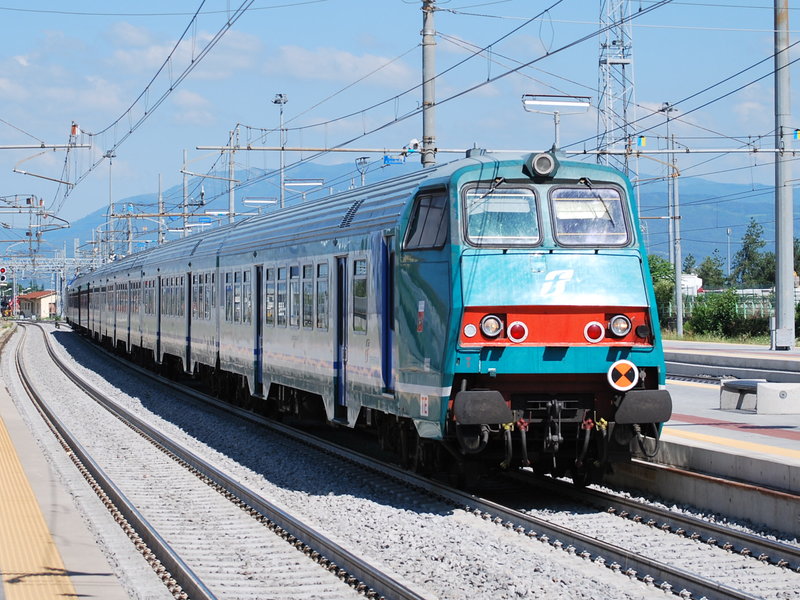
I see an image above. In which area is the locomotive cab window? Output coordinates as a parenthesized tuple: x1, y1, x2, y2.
(550, 187, 630, 246)
(404, 190, 449, 250)
(463, 186, 540, 246)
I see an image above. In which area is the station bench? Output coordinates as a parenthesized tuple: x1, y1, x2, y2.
(720, 378, 800, 414)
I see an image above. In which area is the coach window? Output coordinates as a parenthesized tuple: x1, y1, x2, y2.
(167, 279, 173, 316)
(289, 266, 300, 327)
(265, 269, 275, 326)
(233, 271, 242, 322)
(550, 187, 630, 247)
(404, 190, 449, 250)
(180, 277, 185, 316)
(316, 263, 329, 330)
(192, 275, 198, 319)
(204, 274, 211, 319)
(302, 264, 313, 328)
(463, 185, 540, 247)
(211, 273, 216, 309)
(243, 270, 252, 324)
(353, 259, 368, 333)
(199, 274, 205, 319)
(277, 267, 287, 326)
(225, 273, 233, 321)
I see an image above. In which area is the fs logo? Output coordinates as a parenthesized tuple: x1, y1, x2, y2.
(540, 269, 573, 296)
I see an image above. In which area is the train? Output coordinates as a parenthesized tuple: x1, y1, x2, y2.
(66, 149, 672, 485)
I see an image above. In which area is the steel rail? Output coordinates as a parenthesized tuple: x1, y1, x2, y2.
(507, 469, 800, 571)
(14, 324, 216, 600)
(39, 324, 435, 600)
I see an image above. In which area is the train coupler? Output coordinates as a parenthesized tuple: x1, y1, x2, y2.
(544, 400, 563, 453)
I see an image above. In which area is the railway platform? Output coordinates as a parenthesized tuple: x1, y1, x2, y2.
(0, 378, 129, 599)
(605, 339, 800, 535)
(659, 340, 800, 493)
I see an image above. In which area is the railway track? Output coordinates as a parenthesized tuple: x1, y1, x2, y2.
(32, 324, 799, 600)
(505, 470, 800, 570)
(12, 323, 430, 600)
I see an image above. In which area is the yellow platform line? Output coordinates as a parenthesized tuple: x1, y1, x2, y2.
(663, 427, 800, 460)
(0, 415, 76, 600)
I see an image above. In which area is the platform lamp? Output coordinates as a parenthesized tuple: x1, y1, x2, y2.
(521, 94, 591, 151)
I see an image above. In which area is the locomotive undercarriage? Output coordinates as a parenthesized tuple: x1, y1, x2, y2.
(448, 371, 666, 485)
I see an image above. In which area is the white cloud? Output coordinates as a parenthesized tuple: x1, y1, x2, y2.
(264, 46, 415, 87)
(108, 22, 155, 48)
(40, 76, 125, 114)
(110, 29, 261, 81)
(0, 78, 29, 100)
(171, 89, 214, 125)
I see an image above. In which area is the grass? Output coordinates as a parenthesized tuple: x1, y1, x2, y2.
(661, 330, 772, 345)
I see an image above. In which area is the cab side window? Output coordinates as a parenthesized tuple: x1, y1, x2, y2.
(404, 190, 449, 250)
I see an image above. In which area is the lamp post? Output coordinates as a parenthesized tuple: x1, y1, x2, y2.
(355, 157, 370, 186)
(104, 151, 116, 259)
(659, 102, 677, 265)
(727, 227, 732, 277)
(273, 93, 288, 208)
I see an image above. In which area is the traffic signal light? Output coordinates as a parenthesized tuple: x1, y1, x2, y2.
(0, 267, 7, 283)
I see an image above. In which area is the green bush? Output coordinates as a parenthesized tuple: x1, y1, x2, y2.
(687, 289, 743, 336)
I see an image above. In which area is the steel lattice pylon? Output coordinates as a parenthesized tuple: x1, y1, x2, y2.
(597, 0, 635, 174)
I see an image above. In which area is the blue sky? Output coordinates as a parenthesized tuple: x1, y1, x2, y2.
(0, 0, 797, 241)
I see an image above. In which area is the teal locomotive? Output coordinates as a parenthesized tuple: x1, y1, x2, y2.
(67, 150, 671, 484)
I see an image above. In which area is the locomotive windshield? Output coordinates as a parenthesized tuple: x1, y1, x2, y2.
(463, 186, 540, 246)
(550, 187, 630, 246)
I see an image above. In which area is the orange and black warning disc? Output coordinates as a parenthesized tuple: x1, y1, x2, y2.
(607, 359, 639, 392)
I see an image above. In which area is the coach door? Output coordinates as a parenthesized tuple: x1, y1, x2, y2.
(156, 275, 162, 362)
(334, 257, 348, 417)
(254, 266, 263, 396)
(380, 236, 394, 393)
(185, 272, 192, 371)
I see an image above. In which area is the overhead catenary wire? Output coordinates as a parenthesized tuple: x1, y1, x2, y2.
(190, 0, 674, 206)
(64, 0, 255, 196)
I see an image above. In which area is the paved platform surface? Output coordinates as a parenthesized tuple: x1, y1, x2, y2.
(0, 379, 129, 600)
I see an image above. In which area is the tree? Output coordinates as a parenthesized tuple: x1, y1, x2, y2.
(683, 253, 697, 274)
(730, 218, 774, 288)
(648, 255, 675, 326)
(697, 249, 725, 289)
(647, 255, 674, 284)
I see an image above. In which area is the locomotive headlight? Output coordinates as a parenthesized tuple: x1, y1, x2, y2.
(480, 315, 504, 338)
(609, 314, 632, 337)
(463, 323, 478, 338)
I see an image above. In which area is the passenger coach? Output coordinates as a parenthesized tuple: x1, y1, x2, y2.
(67, 150, 671, 484)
